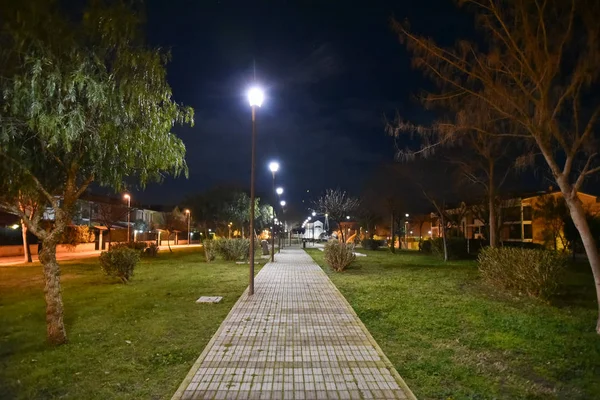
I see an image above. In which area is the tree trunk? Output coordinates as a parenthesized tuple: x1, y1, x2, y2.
(21, 220, 32, 263)
(441, 214, 448, 262)
(562, 189, 600, 334)
(39, 236, 67, 345)
(488, 161, 498, 248)
(390, 212, 395, 253)
(167, 231, 173, 252)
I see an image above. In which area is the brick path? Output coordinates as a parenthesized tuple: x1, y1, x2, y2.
(172, 248, 415, 400)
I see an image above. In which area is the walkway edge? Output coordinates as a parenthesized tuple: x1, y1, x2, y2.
(306, 249, 418, 400)
(170, 283, 253, 400)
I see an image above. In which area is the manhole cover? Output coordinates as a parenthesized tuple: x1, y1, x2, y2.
(196, 296, 223, 303)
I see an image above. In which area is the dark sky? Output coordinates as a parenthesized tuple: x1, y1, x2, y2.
(134, 0, 471, 209)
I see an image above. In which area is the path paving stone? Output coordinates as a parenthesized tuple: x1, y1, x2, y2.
(172, 248, 415, 400)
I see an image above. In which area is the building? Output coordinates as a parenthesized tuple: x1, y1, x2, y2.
(429, 190, 600, 247)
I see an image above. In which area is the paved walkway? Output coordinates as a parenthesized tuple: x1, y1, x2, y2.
(173, 248, 415, 400)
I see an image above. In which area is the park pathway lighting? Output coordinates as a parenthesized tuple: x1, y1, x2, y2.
(123, 194, 131, 242)
(185, 209, 191, 245)
(269, 162, 280, 262)
(247, 86, 264, 296)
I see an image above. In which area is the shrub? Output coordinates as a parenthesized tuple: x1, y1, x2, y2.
(144, 243, 159, 257)
(431, 237, 470, 260)
(99, 247, 140, 283)
(478, 247, 567, 299)
(61, 225, 96, 248)
(419, 239, 432, 253)
(361, 238, 383, 250)
(203, 239, 216, 262)
(324, 241, 356, 272)
(214, 238, 251, 261)
(111, 242, 148, 253)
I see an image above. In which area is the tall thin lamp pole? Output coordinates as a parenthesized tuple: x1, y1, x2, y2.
(247, 87, 264, 296)
(124, 194, 131, 243)
(185, 209, 191, 245)
(268, 163, 279, 262)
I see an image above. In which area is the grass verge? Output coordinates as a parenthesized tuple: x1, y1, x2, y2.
(0, 248, 262, 399)
(306, 248, 600, 400)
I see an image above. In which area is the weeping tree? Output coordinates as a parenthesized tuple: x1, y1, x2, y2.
(0, 0, 193, 344)
(394, 0, 600, 333)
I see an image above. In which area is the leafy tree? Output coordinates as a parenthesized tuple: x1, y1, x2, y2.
(0, 1, 193, 344)
(394, 0, 600, 333)
(315, 189, 360, 243)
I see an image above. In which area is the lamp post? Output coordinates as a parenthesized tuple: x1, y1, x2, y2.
(247, 87, 264, 296)
(269, 162, 280, 262)
(405, 213, 409, 250)
(228, 222, 233, 239)
(123, 194, 131, 243)
(185, 209, 191, 245)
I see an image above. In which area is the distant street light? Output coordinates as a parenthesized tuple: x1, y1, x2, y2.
(276, 187, 283, 195)
(346, 215, 350, 220)
(123, 194, 131, 242)
(269, 161, 280, 262)
(312, 211, 316, 217)
(280, 200, 286, 207)
(247, 86, 264, 296)
(185, 209, 191, 245)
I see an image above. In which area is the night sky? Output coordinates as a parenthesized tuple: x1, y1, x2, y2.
(133, 0, 472, 209)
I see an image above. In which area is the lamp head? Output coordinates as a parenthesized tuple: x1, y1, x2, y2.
(276, 187, 284, 195)
(247, 87, 264, 107)
(185, 209, 190, 214)
(346, 215, 350, 220)
(123, 194, 130, 200)
(312, 211, 316, 217)
(280, 200, 286, 206)
(405, 213, 409, 217)
(269, 161, 280, 173)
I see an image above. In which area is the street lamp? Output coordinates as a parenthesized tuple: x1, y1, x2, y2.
(228, 222, 233, 239)
(312, 211, 316, 217)
(276, 187, 283, 195)
(269, 161, 279, 262)
(280, 200, 286, 207)
(123, 194, 131, 243)
(404, 214, 409, 250)
(247, 86, 264, 296)
(185, 209, 191, 245)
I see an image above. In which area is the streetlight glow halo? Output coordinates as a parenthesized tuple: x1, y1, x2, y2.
(269, 161, 280, 173)
(276, 187, 284, 195)
(247, 87, 264, 107)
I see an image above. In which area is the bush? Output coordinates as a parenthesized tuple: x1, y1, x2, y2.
(203, 239, 216, 262)
(214, 238, 251, 261)
(419, 239, 432, 253)
(111, 242, 148, 253)
(361, 238, 383, 250)
(61, 225, 95, 248)
(478, 247, 567, 299)
(324, 241, 356, 272)
(144, 243, 159, 257)
(431, 237, 468, 259)
(99, 247, 140, 283)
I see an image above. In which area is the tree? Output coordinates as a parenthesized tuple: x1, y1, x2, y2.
(315, 189, 360, 243)
(0, 1, 193, 344)
(160, 207, 187, 252)
(95, 203, 128, 247)
(534, 195, 569, 250)
(394, 0, 600, 333)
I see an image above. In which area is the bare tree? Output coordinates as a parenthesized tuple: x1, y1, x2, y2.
(95, 203, 128, 248)
(394, 0, 600, 333)
(315, 189, 360, 243)
(160, 207, 187, 252)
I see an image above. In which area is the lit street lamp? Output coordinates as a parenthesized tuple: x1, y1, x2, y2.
(404, 213, 409, 250)
(185, 209, 191, 245)
(123, 194, 131, 243)
(247, 86, 264, 296)
(280, 200, 286, 207)
(269, 162, 279, 262)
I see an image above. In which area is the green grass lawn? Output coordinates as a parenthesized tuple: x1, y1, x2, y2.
(306, 248, 600, 400)
(0, 248, 262, 399)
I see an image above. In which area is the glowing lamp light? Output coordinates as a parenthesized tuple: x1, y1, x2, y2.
(312, 211, 316, 217)
(405, 213, 409, 217)
(276, 187, 284, 195)
(247, 87, 264, 107)
(269, 162, 280, 173)
(346, 216, 350, 220)
(280, 200, 286, 206)
(185, 209, 190, 214)
(307, 217, 311, 221)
